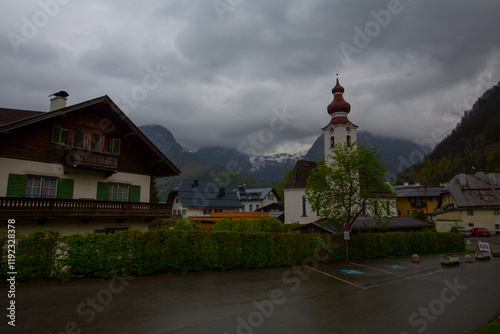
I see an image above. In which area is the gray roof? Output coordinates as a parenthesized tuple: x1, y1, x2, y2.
(170, 179, 242, 209)
(393, 185, 444, 198)
(284, 160, 317, 189)
(297, 217, 433, 233)
(444, 173, 500, 208)
(235, 188, 281, 201)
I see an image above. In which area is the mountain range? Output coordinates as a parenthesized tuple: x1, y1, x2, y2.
(402, 80, 500, 184)
(139, 124, 429, 199)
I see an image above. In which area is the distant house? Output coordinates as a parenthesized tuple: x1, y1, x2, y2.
(255, 202, 285, 221)
(0, 93, 180, 235)
(295, 217, 433, 234)
(234, 185, 281, 212)
(167, 179, 242, 218)
(430, 173, 500, 234)
(393, 184, 443, 216)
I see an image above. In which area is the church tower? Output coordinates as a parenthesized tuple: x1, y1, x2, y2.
(322, 70, 358, 161)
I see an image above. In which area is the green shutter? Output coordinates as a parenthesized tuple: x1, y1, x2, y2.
(51, 125, 61, 144)
(57, 179, 74, 199)
(6, 174, 27, 197)
(130, 185, 141, 202)
(96, 182, 109, 200)
(112, 139, 121, 155)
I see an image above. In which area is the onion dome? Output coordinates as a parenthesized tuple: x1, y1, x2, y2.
(327, 78, 351, 115)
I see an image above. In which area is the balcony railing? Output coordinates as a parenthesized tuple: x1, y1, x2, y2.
(410, 201, 427, 208)
(0, 197, 171, 219)
(64, 149, 118, 174)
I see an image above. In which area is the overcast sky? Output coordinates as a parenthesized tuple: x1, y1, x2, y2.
(1, 0, 499, 155)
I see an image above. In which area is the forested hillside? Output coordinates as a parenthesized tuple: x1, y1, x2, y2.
(400, 81, 500, 184)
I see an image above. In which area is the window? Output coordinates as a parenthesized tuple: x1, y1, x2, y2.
(386, 202, 391, 215)
(73, 131, 85, 149)
(496, 224, 500, 230)
(347, 135, 351, 147)
(109, 183, 130, 202)
(467, 210, 474, 216)
(51, 126, 70, 145)
(269, 194, 274, 201)
(249, 204, 253, 211)
(494, 209, 500, 216)
(90, 134, 101, 152)
(468, 223, 474, 227)
(301, 196, 307, 217)
(103, 137, 112, 154)
(182, 209, 187, 215)
(25, 176, 58, 198)
(330, 136, 335, 148)
(256, 205, 260, 210)
(176, 198, 180, 203)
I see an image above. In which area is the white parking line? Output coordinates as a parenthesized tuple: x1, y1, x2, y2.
(350, 262, 411, 279)
(305, 266, 367, 290)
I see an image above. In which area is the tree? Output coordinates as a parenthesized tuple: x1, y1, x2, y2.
(306, 142, 393, 231)
(150, 176, 161, 203)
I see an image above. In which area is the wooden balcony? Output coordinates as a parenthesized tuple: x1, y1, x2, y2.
(64, 149, 118, 175)
(0, 197, 172, 220)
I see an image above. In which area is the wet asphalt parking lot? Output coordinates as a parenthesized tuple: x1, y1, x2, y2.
(2, 237, 500, 334)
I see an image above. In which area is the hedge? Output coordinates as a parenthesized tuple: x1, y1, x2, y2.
(0, 230, 465, 283)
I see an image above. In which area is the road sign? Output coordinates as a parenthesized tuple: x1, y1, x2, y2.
(343, 223, 350, 231)
(344, 231, 350, 240)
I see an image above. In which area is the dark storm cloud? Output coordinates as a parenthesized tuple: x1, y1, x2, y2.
(0, 0, 499, 154)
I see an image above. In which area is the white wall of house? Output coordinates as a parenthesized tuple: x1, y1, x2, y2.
(283, 188, 320, 224)
(15, 218, 149, 236)
(0, 157, 150, 202)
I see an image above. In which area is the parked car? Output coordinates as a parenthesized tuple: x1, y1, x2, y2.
(470, 227, 491, 237)
(451, 227, 472, 238)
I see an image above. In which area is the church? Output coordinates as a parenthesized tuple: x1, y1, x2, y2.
(283, 73, 359, 224)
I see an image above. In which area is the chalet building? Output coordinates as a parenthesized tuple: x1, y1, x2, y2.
(430, 173, 500, 234)
(393, 184, 443, 216)
(167, 179, 242, 218)
(0, 93, 180, 234)
(234, 185, 282, 212)
(255, 202, 285, 221)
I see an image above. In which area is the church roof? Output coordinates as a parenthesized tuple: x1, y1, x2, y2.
(327, 78, 351, 115)
(283, 160, 317, 189)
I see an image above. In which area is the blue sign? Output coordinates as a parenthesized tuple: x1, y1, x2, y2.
(384, 265, 406, 269)
(343, 223, 350, 231)
(339, 269, 365, 274)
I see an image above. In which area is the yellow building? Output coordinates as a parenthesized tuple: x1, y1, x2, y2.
(393, 184, 443, 216)
(430, 173, 500, 234)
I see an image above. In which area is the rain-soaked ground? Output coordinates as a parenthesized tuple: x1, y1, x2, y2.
(2, 237, 500, 334)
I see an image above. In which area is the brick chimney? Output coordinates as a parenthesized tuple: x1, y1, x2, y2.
(49, 91, 69, 111)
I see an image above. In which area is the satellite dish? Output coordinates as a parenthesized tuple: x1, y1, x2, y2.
(49, 91, 69, 98)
